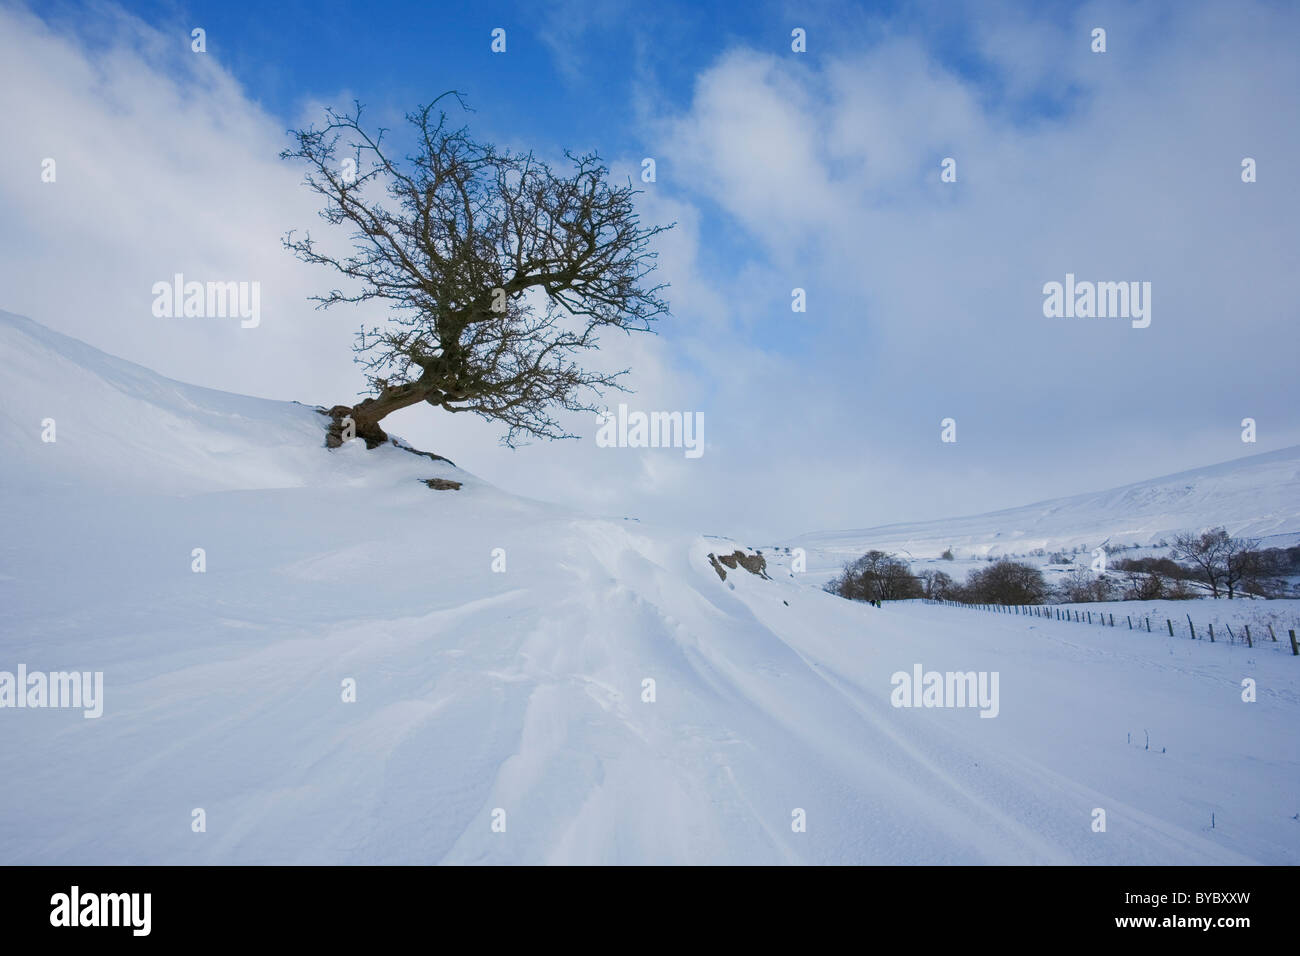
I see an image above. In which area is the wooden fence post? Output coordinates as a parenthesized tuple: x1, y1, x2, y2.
(1167, 619, 1173, 636)
(1208, 623, 1215, 643)
(1290, 630, 1299, 657)
(1244, 625, 1252, 648)
(1187, 615, 1196, 639)
(1268, 624, 1277, 642)
(1127, 616, 1132, 629)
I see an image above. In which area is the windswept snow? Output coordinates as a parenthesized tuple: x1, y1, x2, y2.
(1, 310, 1296, 864)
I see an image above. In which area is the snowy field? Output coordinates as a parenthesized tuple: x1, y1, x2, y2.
(1, 311, 1297, 865)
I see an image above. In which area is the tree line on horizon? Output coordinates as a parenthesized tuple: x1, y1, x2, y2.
(824, 529, 1300, 606)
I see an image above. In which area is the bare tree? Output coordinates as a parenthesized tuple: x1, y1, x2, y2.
(825, 551, 922, 602)
(918, 568, 955, 599)
(1171, 528, 1261, 599)
(281, 95, 674, 448)
(1172, 528, 1230, 598)
(1122, 566, 1165, 600)
(1056, 565, 1115, 603)
(1238, 548, 1290, 597)
(1221, 534, 1261, 599)
(963, 559, 1048, 605)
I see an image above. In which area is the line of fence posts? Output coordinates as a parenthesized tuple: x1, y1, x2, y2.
(918, 597, 1297, 654)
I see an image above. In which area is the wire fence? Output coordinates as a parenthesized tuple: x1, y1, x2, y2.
(903, 598, 1300, 655)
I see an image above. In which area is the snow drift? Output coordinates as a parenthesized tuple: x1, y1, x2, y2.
(1, 310, 1296, 864)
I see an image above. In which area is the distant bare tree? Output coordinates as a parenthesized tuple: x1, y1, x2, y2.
(1235, 544, 1288, 597)
(1122, 567, 1165, 601)
(1172, 529, 1230, 598)
(1172, 528, 1261, 599)
(281, 94, 674, 448)
(1221, 534, 1261, 599)
(918, 568, 955, 599)
(826, 551, 922, 602)
(1058, 565, 1115, 603)
(963, 559, 1048, 605)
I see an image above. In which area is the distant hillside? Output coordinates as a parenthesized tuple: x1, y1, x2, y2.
(789, 445, 1300, 564)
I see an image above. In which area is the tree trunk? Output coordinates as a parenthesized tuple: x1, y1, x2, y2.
(324, 381, 435, 449)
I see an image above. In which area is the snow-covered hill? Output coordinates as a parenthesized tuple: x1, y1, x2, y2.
(1, 310, 1296, 864)
(789, 444, 1300, 569)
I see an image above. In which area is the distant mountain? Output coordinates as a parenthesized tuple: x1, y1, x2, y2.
(791, 445, 1300, 563)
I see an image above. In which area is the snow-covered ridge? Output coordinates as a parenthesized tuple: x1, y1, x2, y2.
(0, 309, 466, 496)
(790, 445, 1300, 562)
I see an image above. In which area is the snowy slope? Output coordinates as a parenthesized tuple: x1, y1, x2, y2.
(789, 445, 1300, 567)
(1, 310, 1297, 865)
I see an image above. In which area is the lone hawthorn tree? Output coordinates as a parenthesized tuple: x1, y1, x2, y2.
(281, 94, 673, 449)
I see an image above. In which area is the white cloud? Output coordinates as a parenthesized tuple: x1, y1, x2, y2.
(642, 1, 1300, 535)
(0, 3, 364, 406)
(2, 1, 1297, 542)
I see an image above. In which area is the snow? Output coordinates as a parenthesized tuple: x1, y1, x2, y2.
(1046, 598, 1300, 643)
(789, 443, 1300, 564)
(1, 310, 1296, 864)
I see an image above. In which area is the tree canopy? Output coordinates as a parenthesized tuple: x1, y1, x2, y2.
(281, 94, 674, 448)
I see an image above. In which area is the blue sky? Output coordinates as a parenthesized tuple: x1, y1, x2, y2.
(94, 1, 904, 129)
(3, 0, 1298, 538)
